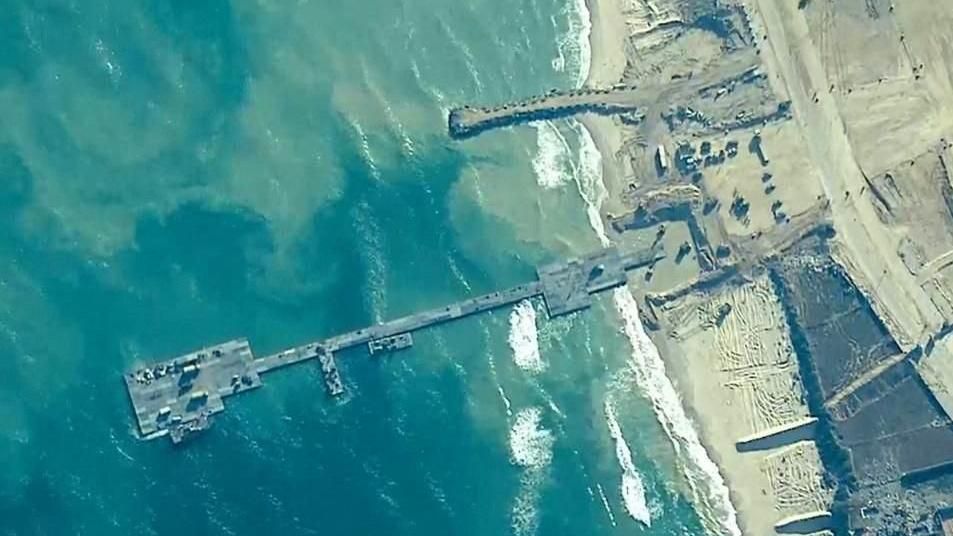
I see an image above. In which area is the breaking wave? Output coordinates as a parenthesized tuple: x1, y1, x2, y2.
(531, 121, 574, 190)
(508, 407, 554, 536)
(551, 0, 592, 88)
(596, 483, 617, 527)
(509, 407, 554, 469)
(508, 300, 546, 373)
(572, 123, 742, 535)
(604, 399, 652, 527)
(569, 121, 609, 239)
(532, 0, 592, 192)
(511, 471, 542, 536)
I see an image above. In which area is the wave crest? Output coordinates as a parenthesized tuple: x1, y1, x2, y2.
(531, 121, 574, 190)
(509, 407, 554, 469)
(508, 300, 546, 373)
(573, 123, 741, 535)
(604, 399, 652, 527)
(552, 0, 592, 87)
(508, 407, 554, 536)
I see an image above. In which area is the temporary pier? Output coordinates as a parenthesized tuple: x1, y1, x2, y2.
(124, 246, 660, 444)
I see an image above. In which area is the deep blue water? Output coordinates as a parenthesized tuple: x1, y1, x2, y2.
(0, 1, 707, 534)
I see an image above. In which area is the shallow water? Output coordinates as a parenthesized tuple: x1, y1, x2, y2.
(0, 1, 710, 534)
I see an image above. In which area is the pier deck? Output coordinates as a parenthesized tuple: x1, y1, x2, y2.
(252, 280, 543, 375)
(123, 339, 262, 443)
(124, 246, 660, 444)
(369, 333, 413, 355)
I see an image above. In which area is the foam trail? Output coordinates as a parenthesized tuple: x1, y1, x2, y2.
(550, 16, 567, 74)
(359, 59, 417, 159)
(531, 121, 574, 190)
(352, 200, 387, 323)
(349, 119, 383, 182)
(596, 483, 617, 526)
(571, 123, 742, 535)
(613, 290, 741, 534)
(508, 300, 546, 373)
(447, 254, 473, 293)
(508, 407, 554, 536)
(604, 398, 651, 527)
(408, 59, 448, 109)
(497, 385, 513, 417)
(509, 407, 554, 469)
(565, 0, 593, 88)
(511, 472, 542, 536)
(549, 0, 592, 86)
(543, 396, 565, 419)
(438, 16, 484, 92)
(569, 121, 609, 241)
(532, 0, 591, 192)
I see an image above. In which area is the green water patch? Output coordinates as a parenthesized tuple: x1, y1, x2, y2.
(0, 143, 32, 210)
(0, 0, 714, 533)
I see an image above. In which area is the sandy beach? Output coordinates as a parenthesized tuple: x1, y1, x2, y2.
(579, 2, 831, 535)
(448, 0, 953, 531)
(580, 0, 629, 217)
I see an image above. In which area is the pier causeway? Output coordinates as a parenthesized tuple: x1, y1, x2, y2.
(124, 246, 659, 444)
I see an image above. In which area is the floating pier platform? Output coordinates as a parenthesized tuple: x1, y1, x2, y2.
(124, 246, 660, 444)
(123, 339, 262, 444)
(369, 333, 413, 355)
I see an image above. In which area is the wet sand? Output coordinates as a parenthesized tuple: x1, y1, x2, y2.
(579, 1, 813, 534)
(580, 0, 628, 217)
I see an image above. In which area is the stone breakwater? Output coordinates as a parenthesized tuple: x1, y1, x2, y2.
(448, 50, 764, 140)
(448, 86, 643, 139)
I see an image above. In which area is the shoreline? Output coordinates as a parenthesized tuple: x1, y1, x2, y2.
(577, 1, 751, 534)
(579, 0, 629, 218)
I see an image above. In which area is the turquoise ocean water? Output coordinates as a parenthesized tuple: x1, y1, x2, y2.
(0, 1, 731, 534)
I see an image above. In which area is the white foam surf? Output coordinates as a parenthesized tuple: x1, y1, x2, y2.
(550, 0, 592, 87)
(612, 289, 741, 535)
(531, 121, 574, 190)
(604, 398, 652, 527)
(509, 407, 554, 469)
(569, 121, 609, 240)
(571, 123, 742, 535)
(497, 385, 513, 417)
(511, 471, 543, 536)
(508, 407, 555, 536)
(532, 0, 592, 192)
(508, 300, 546, 373)
(565, 0, 593, 88)
(551, 28, 567, 74)
(596, 483, 617, 527)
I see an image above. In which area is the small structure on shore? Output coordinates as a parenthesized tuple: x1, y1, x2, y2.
(656, 144, 669, 176)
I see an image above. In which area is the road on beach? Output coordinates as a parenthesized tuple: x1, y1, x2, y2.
(747, 0, 942, 351)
